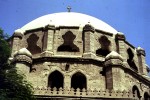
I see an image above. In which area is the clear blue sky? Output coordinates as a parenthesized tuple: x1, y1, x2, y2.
(0, 0, 150, 74)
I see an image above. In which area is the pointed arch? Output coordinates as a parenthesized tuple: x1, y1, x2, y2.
(127, 48, 138, 71)
(57, 31, 79, 52)
(132, 85, 141, 99)
(71, 72, 87, 90)
(48, 70, 64, 89)
(96, 35, 111, 57)
(144, 92, 150, 100)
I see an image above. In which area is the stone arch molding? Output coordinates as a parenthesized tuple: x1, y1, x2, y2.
(47, 67, 66, 78)
(47, 70, 64, 89)
(131, 84, 142, 99)
(70, 69, 88, 79)
(70, 70, 88, 90)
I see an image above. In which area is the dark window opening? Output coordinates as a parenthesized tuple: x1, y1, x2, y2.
(96, 36, 111, 56)
(58, 45, 79, 52)
(71, 72, 86, 90)
(57, 31, 79, 52)
(144, 92, 150, 100)
(65, 63, 70, 71)
(96, 48, 110, 57)
(127, 48, 138, 71)
(27, 34, 41, 55)
(132, 85, 141, 99)
(48, 71, 64, 89)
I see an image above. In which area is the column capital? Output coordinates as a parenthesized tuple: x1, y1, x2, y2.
(136, 46, 146, 56)
(13, 29, 23, 39)
(83, 23, 95, 33)
(115, 32, 126, 40)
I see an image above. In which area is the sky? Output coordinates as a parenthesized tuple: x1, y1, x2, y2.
(0, 0, 150, 75)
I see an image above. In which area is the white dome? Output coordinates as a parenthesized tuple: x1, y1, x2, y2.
(21, 12, 118, 34)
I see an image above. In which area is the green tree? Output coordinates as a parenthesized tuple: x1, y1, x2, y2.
(0, 28, 35, 100)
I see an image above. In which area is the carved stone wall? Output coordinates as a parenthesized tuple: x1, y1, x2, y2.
(54, 28, 83, 56)
(21, 30, 44, 56)
(11, 24, 150, 99)
(28, 62, 105, 90)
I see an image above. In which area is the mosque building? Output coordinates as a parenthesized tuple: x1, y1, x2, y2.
(10, 11, 150, 99)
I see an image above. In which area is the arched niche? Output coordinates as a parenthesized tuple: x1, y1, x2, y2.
(127, 48, 138, 71)
(71, 72, 87, 90)
(132, 85, 141, 99)
(96, 35, 111, 56)
(144, 92, 150, 100)
(48, 70, 64, 89)
(27, 34, 41, 55)
(57, 31, 79, 52)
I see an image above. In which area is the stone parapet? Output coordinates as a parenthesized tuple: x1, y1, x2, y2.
(33, 87, 137, 99)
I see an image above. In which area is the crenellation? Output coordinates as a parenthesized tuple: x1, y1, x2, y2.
(33, 87, 138, 99)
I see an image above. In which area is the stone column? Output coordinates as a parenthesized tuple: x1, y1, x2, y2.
(104, 51, 125, 91)
(64, 75, 71, 89)
(11, 29, 23, 56)
(42, 25, 55, 57)
(136, 47, 147, 75)
(115, 32, 126, 62)
(82, 23, 95, 58)
(14, 48, 32, 76)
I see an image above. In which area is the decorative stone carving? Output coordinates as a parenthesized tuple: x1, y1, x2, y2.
(14, 55, 32, 64)
(33, 87, 136, 99)
(83, 23, 95, 33)
(14, 48, 32, 64)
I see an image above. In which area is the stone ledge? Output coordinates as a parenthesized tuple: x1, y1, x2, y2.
(104, 59, 123, 67)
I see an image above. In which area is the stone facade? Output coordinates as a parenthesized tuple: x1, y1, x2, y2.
(10, 12, 150, 100)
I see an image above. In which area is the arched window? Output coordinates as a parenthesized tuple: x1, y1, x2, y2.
(127, 48, 138, 71)
(71, 72, 87, 90)
(96, 36, 111, 57)
(27, 34, 41, 55)
(48, 71, 64, 89)
(144, 92, 150, 100)
(132, 85, 141, 99)
(57, 31, 79, 52)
